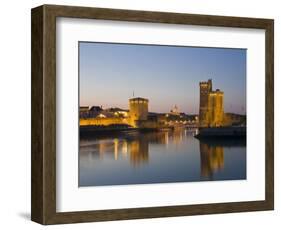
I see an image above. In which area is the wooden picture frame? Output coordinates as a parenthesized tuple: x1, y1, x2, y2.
(31, 4, 274, 225)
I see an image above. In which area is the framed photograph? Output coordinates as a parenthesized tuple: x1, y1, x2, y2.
(31, 4, 274, 224)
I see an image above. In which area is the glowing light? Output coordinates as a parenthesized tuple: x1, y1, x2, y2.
(114, 138, 119, 160)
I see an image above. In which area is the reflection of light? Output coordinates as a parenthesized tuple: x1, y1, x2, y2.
(114, 138, 118, 160)
(122, 141, 128, 156)
(200, 143, 224, 178)
(99, 141, 106, 155)
(129, 139, 149, 166)
(98, 140, 115, 159)
(164, 132, 169, 146)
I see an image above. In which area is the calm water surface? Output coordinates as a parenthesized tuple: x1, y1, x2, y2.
(79, 129, 246, 186)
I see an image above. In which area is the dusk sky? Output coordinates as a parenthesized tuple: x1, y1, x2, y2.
(79, 42, 246, 115)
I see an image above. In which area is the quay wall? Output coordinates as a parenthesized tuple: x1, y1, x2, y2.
(80, 117, 129, 126)
(197, 126, 246, 138)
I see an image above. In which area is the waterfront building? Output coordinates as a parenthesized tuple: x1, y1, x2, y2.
(106, 107, 129, 118)
(129, 97, 149, 127)
(79, 106, 89, 118)
(80, 105, 103, 118)
(170, 105, 180, 116)
(89, 106, 103, 113)
(80, 106, 89, 112)
(199, 79, 224, 127)
(223, 113, 246, 126)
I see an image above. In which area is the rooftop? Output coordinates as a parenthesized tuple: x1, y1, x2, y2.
(209, 90, 224, 95)
(129, 97, 149, 101)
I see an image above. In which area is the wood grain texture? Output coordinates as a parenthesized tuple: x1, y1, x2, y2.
(265, 20, 274, 210)
(31, 4, 274, 225)
(31, 6, 44, 224)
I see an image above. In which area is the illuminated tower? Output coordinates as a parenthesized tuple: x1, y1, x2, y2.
(199, 79, 212, 127)
(199, 79, 224, 127)
(129, 97, 149, 127)
(208, 89, 224, 127)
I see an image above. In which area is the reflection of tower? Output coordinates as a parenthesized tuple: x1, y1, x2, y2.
(129, 138, 149, 166)
(200, 142, 224, 178)
(129, 97, 149, 127)
(199, 79, 224, 127)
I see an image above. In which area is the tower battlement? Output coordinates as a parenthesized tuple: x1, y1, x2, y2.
(200, 79, 212, 84)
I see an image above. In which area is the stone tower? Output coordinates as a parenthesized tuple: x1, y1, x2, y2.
(129, 97, 149, 127)
(199, 79, 212, 127)
(208, 89, 224, 127)
(199, 79, 224, 127)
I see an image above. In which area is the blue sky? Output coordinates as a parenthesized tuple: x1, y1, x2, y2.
(79, 42, 246, 114)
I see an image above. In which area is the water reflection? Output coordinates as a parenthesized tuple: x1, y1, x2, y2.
(200, 143, 224, 179)
(79, 129, 246, 186)
(80, 129, 188, 166)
